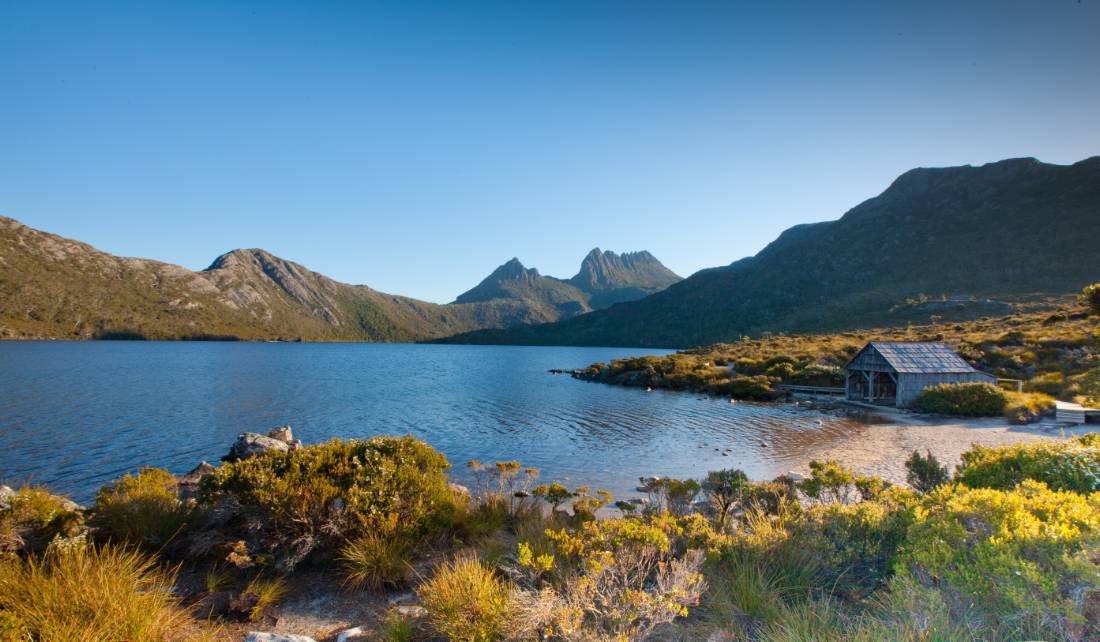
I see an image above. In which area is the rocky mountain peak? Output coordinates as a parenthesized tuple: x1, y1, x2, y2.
(570, 248, 679, 292)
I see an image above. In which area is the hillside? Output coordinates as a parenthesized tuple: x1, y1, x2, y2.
(443, 156, 1100, 348)
(0, 218, 532, 341)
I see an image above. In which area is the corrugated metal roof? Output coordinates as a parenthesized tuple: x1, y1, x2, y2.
(864, 342, 978, 374)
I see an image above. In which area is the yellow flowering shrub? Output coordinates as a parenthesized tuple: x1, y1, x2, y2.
(899, 481, 1100, 637)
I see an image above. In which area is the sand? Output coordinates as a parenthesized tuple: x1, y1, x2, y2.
(789, 410, 1088, 486)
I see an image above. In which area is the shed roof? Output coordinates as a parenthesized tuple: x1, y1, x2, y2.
(850, 342, 979, 374)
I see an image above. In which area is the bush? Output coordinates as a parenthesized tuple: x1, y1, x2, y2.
(798, 460, 856, 504)
(955, 434, 1100, 493)
(1003, 391, 1056, 424)
(1024, 371, 1070, 397)
(197, 436, 456, 569)
(418, 555, 511, 642)
(913, 382, 1008, 416)
(92, 468, 190, 549)
(0, 487, 83, 556)
(0, 543, 197, 641)
(904, 451, 950, 493)
(1079, 282, 1100, 316)
(339, 531, 411, 591)
(899, 481, 1100, 638)
(233, 575, 287, 622)
(702, 469, 751, 529)
(513, 516, 706, 642)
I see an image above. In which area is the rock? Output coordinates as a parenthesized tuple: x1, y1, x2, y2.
(449, 483, 470, 498)
(267, 425, 293, 443)
(784, 471, 806, 482)
(244, 633, 316, 642)
(0, 485, 15, 510)
(336, 627, 367, 642)
(223, 433, 290, 462)
(388, 591, 417, 605)
(395, 605, 428, 618)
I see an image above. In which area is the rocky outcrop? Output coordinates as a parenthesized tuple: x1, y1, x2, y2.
(244, 633, 317, 642)
(222, 426, 301, 462)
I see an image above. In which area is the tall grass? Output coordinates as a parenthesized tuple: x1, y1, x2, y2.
(418, 554, 512, 642)
(0, 543, 201, 641)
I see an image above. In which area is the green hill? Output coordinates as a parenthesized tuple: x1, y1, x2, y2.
(442, 156, 1100, 347)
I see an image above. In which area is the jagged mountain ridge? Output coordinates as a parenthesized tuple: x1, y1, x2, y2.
(453, 250, 682, 321)
(441, 156, 1100, 348)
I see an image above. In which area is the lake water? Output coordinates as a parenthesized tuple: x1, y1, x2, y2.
(0, 342, 869, 503)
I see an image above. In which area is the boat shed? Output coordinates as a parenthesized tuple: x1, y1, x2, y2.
(844, 342, 996, 408)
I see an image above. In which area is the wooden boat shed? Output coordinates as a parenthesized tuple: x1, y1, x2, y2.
(845, 342, 996, 408)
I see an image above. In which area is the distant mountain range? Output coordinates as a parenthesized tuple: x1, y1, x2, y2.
(443, 156, 1100, 347)
(454, 250, 681, 320)
(0, 217, 678, 341)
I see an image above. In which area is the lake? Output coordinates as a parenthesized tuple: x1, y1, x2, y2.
(0, 341, 869, 503)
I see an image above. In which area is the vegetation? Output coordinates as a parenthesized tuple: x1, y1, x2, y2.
(418, 555, 512, 642)
(196, 435, 457, 570)
(5, 430, 1099, 640)
(913, 381, 1008, 416)
(92, 467, 190, 549)
(0, 543, 200, 641)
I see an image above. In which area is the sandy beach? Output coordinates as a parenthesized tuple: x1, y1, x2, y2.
(789, 409, 1090, 487)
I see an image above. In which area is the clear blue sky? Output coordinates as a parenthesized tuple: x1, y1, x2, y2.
(2, 1, 1098, 303)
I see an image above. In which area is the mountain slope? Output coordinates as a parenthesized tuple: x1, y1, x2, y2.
(453, 258, 591, 322)
(443, 156, 1100, 348)
(0, 218, 529, 341)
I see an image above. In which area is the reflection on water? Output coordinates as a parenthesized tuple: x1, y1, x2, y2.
(0, 342, 870, 502)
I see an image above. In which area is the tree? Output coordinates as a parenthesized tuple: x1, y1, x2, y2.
(701, 469, 750, 529)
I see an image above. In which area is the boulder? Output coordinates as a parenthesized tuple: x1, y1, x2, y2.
(223, 433, 290, 462)
(244, 634, 316, 642)
(336, 627, 368, 642)
(784, 471, 806, 482)
(395, 605, 428, 618)
(178, 461, 217, 485)
(0, 485, 15, 511)
(267, 425, 293, 443)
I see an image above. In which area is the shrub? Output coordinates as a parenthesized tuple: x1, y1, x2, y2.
(640, 477, 701, 516)
(904, 451, 950, 493)
(0, 487, 83, 555)
(513, 516, 706, 642)
(0, 543, 196, 641)
(1024, 371, 1070, 397)
(899, 481, 1100, 638)
(743, 480, 798, 516)
(782, 498, 913, 599)
(1079, 282, 1100, 316)
(1003, 391, 1056, 424)
(339, 531, 411, 591)
(913, 382, 1008, 416)
(197, 436, 456, 569)
(92, 468, 190, 549)
(418, 555, 511, 642)
(798, 460, 856, 504)
(955, 434, 1100, 493)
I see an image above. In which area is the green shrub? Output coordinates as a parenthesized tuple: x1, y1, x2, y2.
(904, 451, 950, 493)
(898, 481, 1100, 638)
(722, 375, 780, 400)
(702, 469, 751, 529)
(1079, 282, 1100, 316)
(0, 543, 199, 641)
(798, 460, 856, 504)
(92, 468, 190, 549)
(197, 435, 456, 570)
(913, 382, 1008, 416)
(418, 555, 511, 642)
(339, 531, 411, 591)
(1003, 391, 1056, 424)
(0, 487, 83, 556)
(1024, 371, 1070, 397)
(783, 498, 913, 599)
(955, 434, 1100, 493)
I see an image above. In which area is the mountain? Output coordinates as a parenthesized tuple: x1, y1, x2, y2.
(453, 251, 682, 323)
(442, 156, 1100, 348)
(569, 248, 682, 309)
(0, 218, 680, 341)
(0, 218, 535, 341)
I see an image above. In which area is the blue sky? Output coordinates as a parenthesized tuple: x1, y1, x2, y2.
(2, 1, 1098, 303)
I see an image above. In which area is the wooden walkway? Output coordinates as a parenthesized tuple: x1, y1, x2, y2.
(1054, 400, 1100, 425)
(776, 384, 846, 397)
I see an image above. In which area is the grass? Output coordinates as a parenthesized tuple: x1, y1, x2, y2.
(418, 554, 512, 642)
(238, 575, 288, 622)
(339, 532, 412, 591)
(0, 543, 204, 642)
(92, 467, 191, 549)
